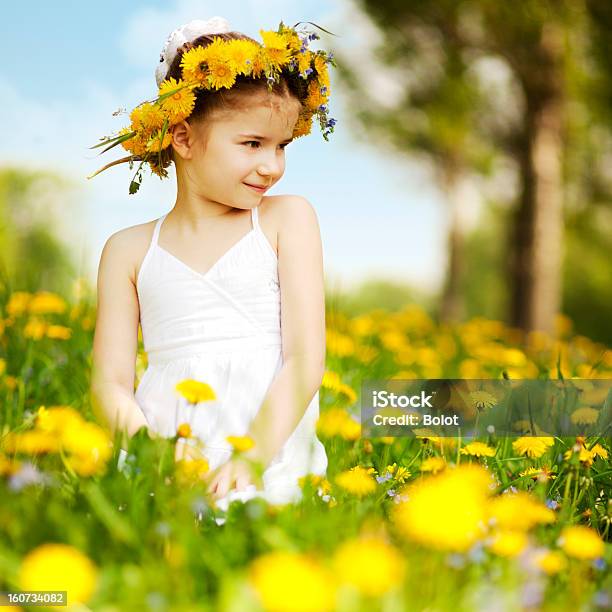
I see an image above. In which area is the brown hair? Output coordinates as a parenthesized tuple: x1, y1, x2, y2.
(162, 32, 308, 164)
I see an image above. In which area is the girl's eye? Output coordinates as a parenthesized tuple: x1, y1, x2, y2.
(243, 141, 289, 150)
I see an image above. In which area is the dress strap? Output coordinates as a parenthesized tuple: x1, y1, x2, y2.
(151, 213, 168, 246)
(250, 206, 260, 231)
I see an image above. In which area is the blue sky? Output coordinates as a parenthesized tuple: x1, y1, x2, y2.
(1, 0, 470, 293)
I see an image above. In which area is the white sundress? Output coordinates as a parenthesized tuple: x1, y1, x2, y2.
(132, 205, 328, 513)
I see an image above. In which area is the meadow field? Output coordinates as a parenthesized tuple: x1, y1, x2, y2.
(0, 281, 610, 611)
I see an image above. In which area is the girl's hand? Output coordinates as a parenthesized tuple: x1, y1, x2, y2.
(206, 457, 262, 501)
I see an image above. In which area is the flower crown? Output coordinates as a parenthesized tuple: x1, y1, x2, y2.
(89, 21, 337, 195)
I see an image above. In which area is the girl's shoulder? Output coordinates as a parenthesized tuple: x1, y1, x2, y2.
(261, 194, 318, 230)
(101, 219, 159, 288)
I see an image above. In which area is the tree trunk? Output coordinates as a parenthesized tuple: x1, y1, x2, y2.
(440, 164, 466, 323)
(509, 29, 564, 334)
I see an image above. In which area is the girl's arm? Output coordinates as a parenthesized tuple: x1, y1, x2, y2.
(242, 195, 326, 467)
(90, 230, 149, 441)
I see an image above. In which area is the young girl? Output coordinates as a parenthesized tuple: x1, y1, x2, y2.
(90, 17, 336, 512)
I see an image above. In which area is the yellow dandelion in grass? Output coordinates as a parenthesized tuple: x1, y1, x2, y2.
(259, 30, 291, 68)
(589, 443, 608, 460)
(6, 291, 32, 316)
(3, 430, 60, 455)
(316, 408, 360, 440)
(146, 130, 173, 153)
(19, 543, 98, 604)
(487, 492, 555, 531)
(0, 358, 5, 376)
(470, 390, 498, 411)
(249, 550, 336, 612)
(175, 458, 210, 486)
(512, 436, 554, 459)
(62, 421, 113, 477)
(460, 442, 496, 458)
(36, 406, 83, 433)
(336, 466, 377, 497)
(226, 435, 255, 453)
(175, 379, 216, 404)
(24, 318, 48, 340)
(420, 456, 447, 474)
(28, 291, 66, 315)
(570, 407, 599, 426)
(176, 423, 192, 439)
(392, 465, 491, 553)
(332, 537, 405, 597)
(384, 462, 410, 483)
(519, 465, 557, 482)
(46, 325, 72, 340)
(0, 454, 21, 476)
(558, 525, 604, 560)
(487, 530, 528, 558)
(180, 45, 211, 83)
(321, 371, 357, 403)
(534, 549, 567, 575)
(158, 78, 196, 123)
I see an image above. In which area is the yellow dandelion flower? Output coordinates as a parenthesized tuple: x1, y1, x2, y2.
(19, 543, 98, 604)
(326, 329, 355, 357)
(558, 525, 604, 560)
(249, 551, 336, 612)
(0, 358, 5, 376)
(175, 379, 216, 404)
(120, 127, 148, 157)
(226, 435, 255, 453)
(392, 465, 491, 553)
(46, 325, 72, 340)
(175, 458, 210, 486)
(305, 79, 325, 112)
(470, 390, 498, 411)
(146, 130, 173, 153)
(340, 417, 361, 441)
(130, 102, 165, 132)
(3, 430, 60, 454)
(519, 466, 557, 482)
(535, 550, 567, 575)
(336, 466, 377, 497)
(3, 375, 18, 390)
(28, 291, 66, 315)
(487, 530, 528, 558)
(0, 454, 21, 476)
(570, 407, 599, 425)
(333, 537, 405, 597)
(420, 456, 447, 474)
(226, 39, 259, 75)
(207, 59, 237, 90)
(36, 406, 84, 433)
(316, 408, 351, 438)
(297, 49, 314, 75)
(460, 442, 497, 458)
(384, 463, 410, 483)
(176, 423, 192, 439)
(6, 291, 32, 316)
(259, 30, 291, 68)
(180, 45, 210, 83)
(158, 77, 196, 123)
(24, 318, 47, 340)
(487, 492, 555, 531)
(589, 443, 608, 460)
(512, 436, 554, 459)
(62, 422, 113, 476)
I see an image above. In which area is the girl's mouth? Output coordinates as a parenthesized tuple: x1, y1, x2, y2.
(243, 183, 268, 193)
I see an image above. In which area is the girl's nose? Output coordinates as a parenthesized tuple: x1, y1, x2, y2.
(257, 154, 282, 178)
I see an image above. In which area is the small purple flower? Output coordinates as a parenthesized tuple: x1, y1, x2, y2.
(545, 499, 559, 510)
(593, 557, 606, 571)
(327, 118, 337, 127)
(386, 489, 397, 497)
(8, 463, 50, 491)
(328, 52, 334, 61)
(305, 67, 313, 76)
(318, 104, 328, 112)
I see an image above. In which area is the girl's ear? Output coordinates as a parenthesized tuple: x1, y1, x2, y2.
(171, 120, 195, 160)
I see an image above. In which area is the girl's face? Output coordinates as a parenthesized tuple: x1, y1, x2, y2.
(174, 94, 301, 209)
